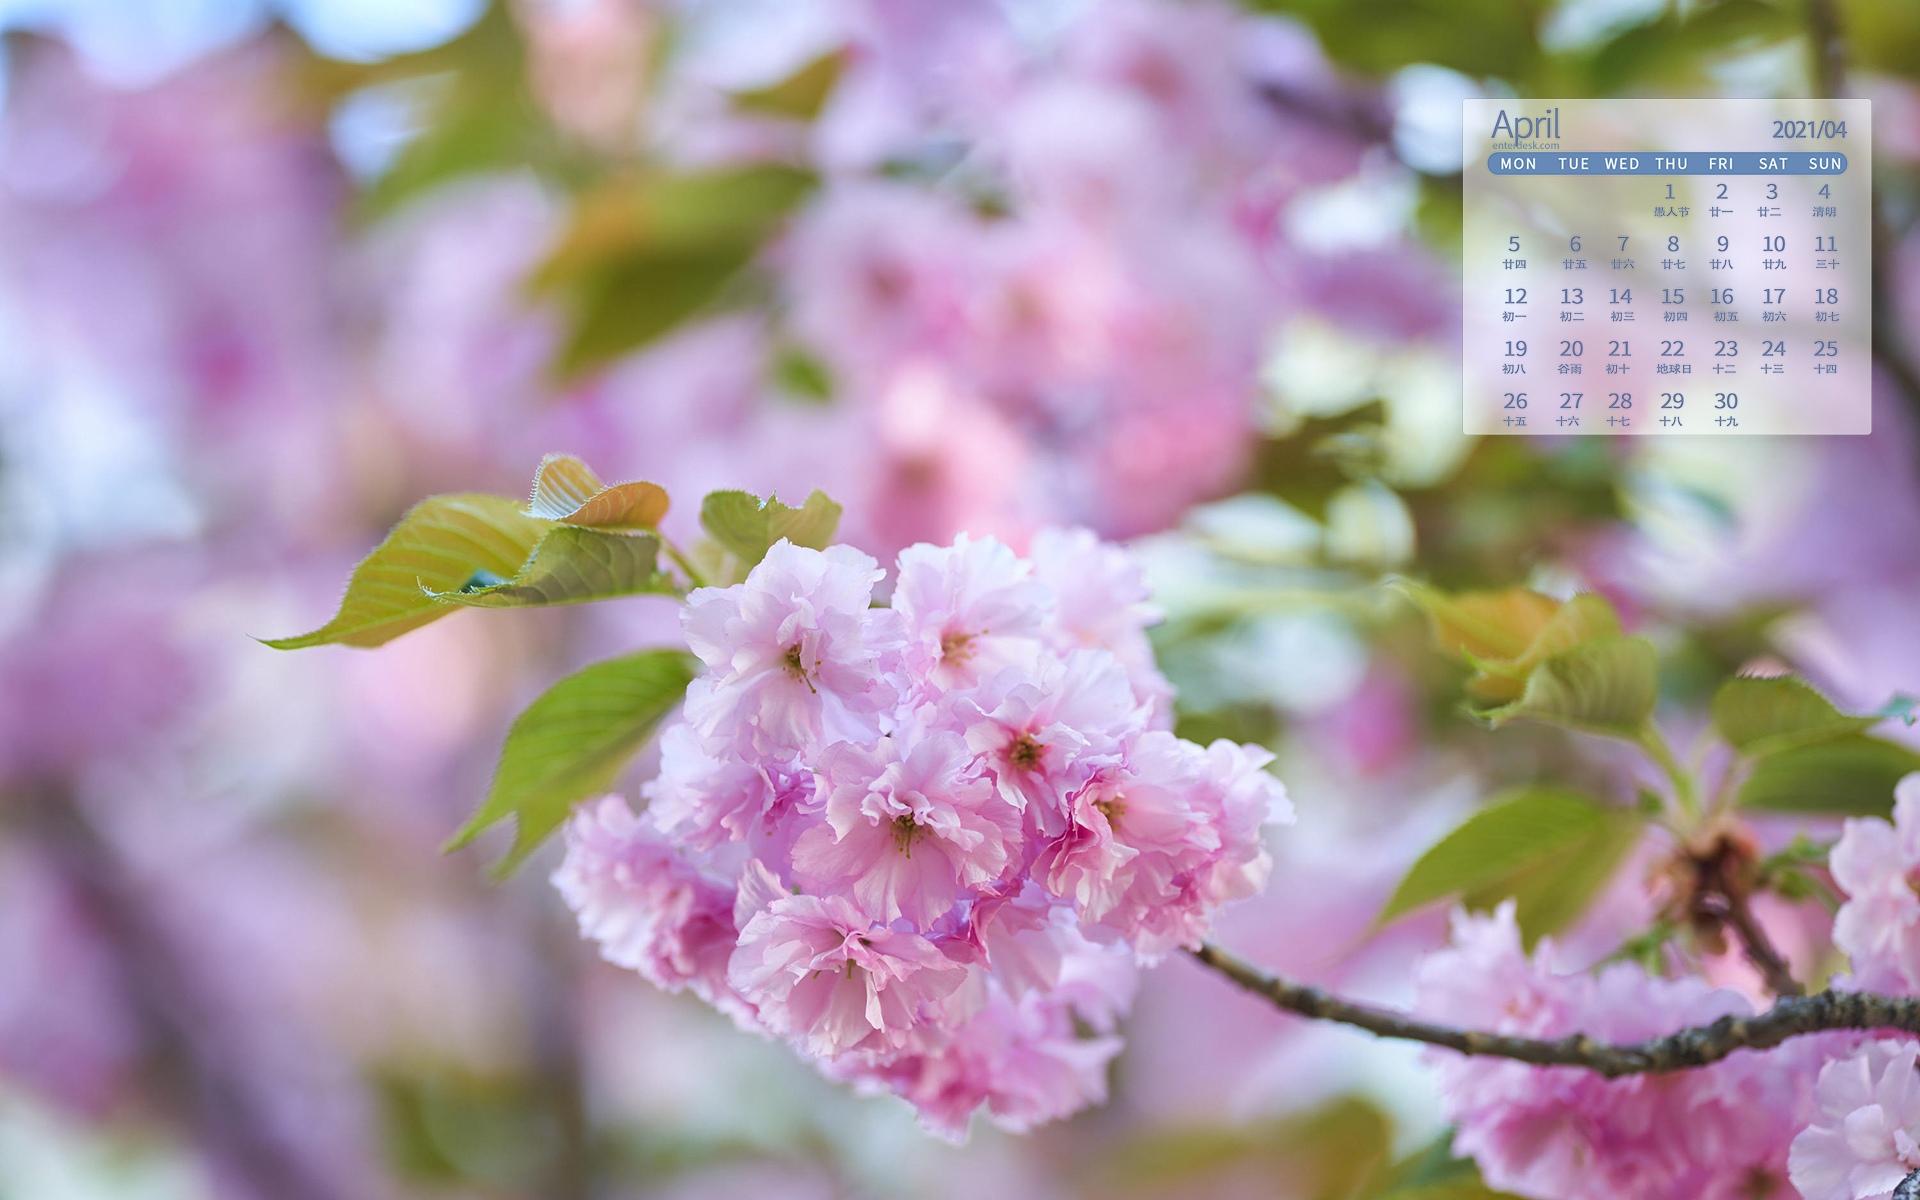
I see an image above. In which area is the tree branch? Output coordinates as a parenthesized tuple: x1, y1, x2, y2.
(1191, 941, 1920, 1078)
(20, 784, 347, 1200)
(1714, 884, 1804, 998)
(1804, 0, 1920, 441)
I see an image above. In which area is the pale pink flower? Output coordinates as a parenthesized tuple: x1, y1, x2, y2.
(1831, 775, 1920, 992)
(962, 882, 1090, 998)
(1036, 731, 1223, 952)
(728, 890, 968, 1060)
(681, 541, 901, 755)
(960, 649, 1143, 824)
(783, 182, 980, 375)
(890, 533, 1050, 691)
(793, 731, 1019, 926)
(563, 527, 1287, 1134)
(1191, 738, 1292, 909)
(553, 796, 740, 1006)
(1790, 1039, 1920, 1200)
(856, 987, 1122, 1142)
(846, 361, 1038, 561)
(642, 720, 813, 856)
(1418, 904, 1822, 1200)
(1029, 526, 1172, 713)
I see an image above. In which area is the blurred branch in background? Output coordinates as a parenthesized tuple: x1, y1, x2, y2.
(17, 786, 346, 1200)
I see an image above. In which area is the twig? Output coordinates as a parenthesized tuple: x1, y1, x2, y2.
(1685, 831, 1805, 998)
(1806, 0, 1847, 97)
(1191, 941, 1920, 1078)
(1714, 882, 1805, 998)
(20, 784, 346, 1200)
(1805, 0, 1920, 438)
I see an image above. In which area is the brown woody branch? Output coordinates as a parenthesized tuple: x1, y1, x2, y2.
(1191, 941, 1920, 1078)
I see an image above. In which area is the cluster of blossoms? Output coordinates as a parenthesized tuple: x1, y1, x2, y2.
(1416, 903, 1828, 1200)
(367, 0, 1448, 562)
(1417, 776, 1920, 1200)
(1784, 775, 1920, 1200)
(556, 530, 1290, 1137)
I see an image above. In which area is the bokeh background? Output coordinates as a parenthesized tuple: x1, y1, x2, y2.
(2, 0, 1918, 1197)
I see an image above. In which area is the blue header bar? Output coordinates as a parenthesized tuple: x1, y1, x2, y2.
(1486, 151, 1847, 175)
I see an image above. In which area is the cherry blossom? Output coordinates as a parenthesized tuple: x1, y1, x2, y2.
(1417, 903, 1822, 1200)
(1831, 774, 1920, 993)
(794, 731, 1020, 926)
(891, 534, 1051, 692)
(958, 649, 1143, 821)
(551, 796, 739, 1007)
(729, 889, 970, 1061)
(1789, 1039, 1920, 1200)
(681, 540, 901, 755)
(557, 528, 1290, 1134)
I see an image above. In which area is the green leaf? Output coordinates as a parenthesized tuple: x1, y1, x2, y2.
(1381, 788, 1641, 933)
(448, 650, 697, 875)
(320, 6, 591, 223)
(1375, 1145, 1528, 1200)
(1381, 1185, 1527, 1200)
(731, 50, 845, 120)
(1712, 675, 1910, 757)
(525, 452, 669, 529)
(425, 526, 674, 608)
(698, 489, 843, 569)
(769, 342, 835, 404)
(1390, 580, 1563, 664)
(1244, 0, 1544, 79)
(1087, 1097, 1393, 1199)
(1392, 582, 1624, 706)
(552, 247, 761, 376)
(1478, 635, 1659, 738)
(1737, 736, 1920, 817)
(531, 166, 816, 375)
(1463, 593, 1621, 704)
(1579, 0, 1796, 94)
(1468, 807, 1644, 947)
(263, 494, 549, 649)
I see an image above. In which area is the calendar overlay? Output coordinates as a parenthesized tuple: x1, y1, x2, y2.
(1463, 99, 1872, 435)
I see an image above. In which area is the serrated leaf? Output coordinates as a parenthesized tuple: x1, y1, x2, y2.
(1393, 581, 1624, 707)
(1463, 593, 1621, 704)
(264, 494, 549, 649)
(732, 50, 845, 120)
(526, 453, 669, 529)
(1478, 634, 1658, 738)
(1467, 808, 1644, 947)
(1737, 736, 1920, 817)
(1712, 675, 1905, 757)
(1391, 580, 1562, 663)
(698, 489, 843, 569)
(448, 650, 696, 875)
(425, 526, 672, 608)
(1381, 788, 1633, 924)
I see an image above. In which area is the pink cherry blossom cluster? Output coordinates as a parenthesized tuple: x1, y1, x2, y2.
(1778, 773, 1920, 1200)
(1831, 775, 1920, 994)
(1416, 903, 1831, 1200)
(1790, 1039, 1920, 1200)
(555, 530, 1291, 1137)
